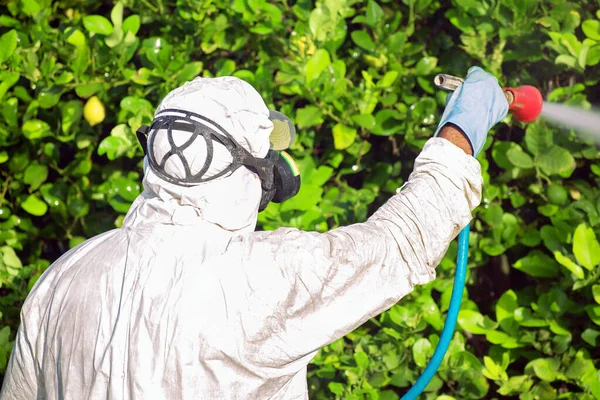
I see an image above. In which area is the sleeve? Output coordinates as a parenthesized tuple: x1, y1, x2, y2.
(224, 137, 482, 368)
(0, 314, 39, 399)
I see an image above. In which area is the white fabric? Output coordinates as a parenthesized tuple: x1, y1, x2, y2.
(1, 79, 483, 399)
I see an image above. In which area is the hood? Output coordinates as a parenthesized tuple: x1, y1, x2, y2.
(125, 76, 274, 233)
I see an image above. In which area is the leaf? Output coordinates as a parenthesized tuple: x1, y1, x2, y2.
(578, 45, 590, 69)
(328, 382, 344, 396)
(67, 193, 89, 218)
(332, 124, 357, 150)
(539, 204, 559, 217)
(536, 16, 559, 30)
(378, 71, 398, 88)
(21, 0, 41, 16)
(366, 0, 385, 27)
(481, 204, 503, 227)
(486, 330, 521, 349)
(69, 236, 87, 249)
(71, 44, 91, 78)
(563, 10, 581, 33)
(305, 49, 331, 83)
(176, 62, 203, 82)
(0, 30, 18, 64)
(587, 44, 600, 66)
(414, 57, 438, 76)
(40, 184, 67, 213)
(351, 31, 375, 51)
(123, 15, 141, 35)
(458, 309, 494, 334)
(38, 87, 63, 109)
(23, 163, 49, 191)
(410, 97, 437, 125)
(352, 114, 376, 129)
(497, 375, 533, 396)
(1, 246, 22, 268)
(22, 119, 52, 140)
(555, 54, 577, 68)
(582, 328, 600, 346)
(506, 145, 534, 169)
(354, 351, 369, 370)
(105, 28, 124, 48)
(496, 290, 518, 322)
(296, 106, 324, 129)
(21, 194, 48, 216)
(585, 305, 600, 326)
(66, 28, 86, 47)
(480, 238, 506, 256)
(359, 71, 378, 115)
(536, 145, 575, 176)
(559, 33, 583, 57)
(130, 68, 153, 85)
(524, 123, 552, 156)
(308, 7, 330, 42)
(565, 351, 595, 380)
(0, 72, 19, 103)
(573, 224, 600, 270)
(372, 109, 403, 136)
(593, 285, 600, 305)
(110, 2, 124, 27)
(554, 251, 585, 279)
(83, 15, 114, 35)
(513, 251, 560, 278)
(483, 356, 505, 380)
(582, 20, 600, 41)
(454, 0, 488, 16)
(526, 358, 560, 382)
(120, 98, 153, 120)
(3, 97, 18, 127)
(412, 338, 432, 367)
(62, 100, 83, 134)
(492, 140, 519, 170)
(70, 157, 92, 177)
(75, 83, 103, 99)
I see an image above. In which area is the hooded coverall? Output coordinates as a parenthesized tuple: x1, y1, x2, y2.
(1, 76, 483, 399)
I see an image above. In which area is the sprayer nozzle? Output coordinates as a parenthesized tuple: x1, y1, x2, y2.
(433, 74, 465, 91)
(505, 86, 543, 123)
(433, 73, 543, 124)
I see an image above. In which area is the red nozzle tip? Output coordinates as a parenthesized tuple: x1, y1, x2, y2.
(505, 86, 543, 123)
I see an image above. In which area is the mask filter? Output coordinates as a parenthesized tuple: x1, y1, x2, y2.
(272, 151, 301, 202)
(257, 150, 301, 211)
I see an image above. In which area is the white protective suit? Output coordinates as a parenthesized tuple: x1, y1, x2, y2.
(1, 77, 482, 400)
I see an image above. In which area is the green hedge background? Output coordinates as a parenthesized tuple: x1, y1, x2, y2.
(1, 0, 600, 398)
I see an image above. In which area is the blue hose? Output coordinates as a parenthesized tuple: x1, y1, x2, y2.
(400, 224, 470, 400)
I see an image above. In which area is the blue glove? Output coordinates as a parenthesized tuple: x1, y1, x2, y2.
(434, 66, 509, 156)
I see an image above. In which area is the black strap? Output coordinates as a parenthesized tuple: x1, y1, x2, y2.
(136, 125, 150, 154)
(137, 109, 277, 189)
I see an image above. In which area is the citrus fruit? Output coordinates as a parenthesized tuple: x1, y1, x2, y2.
(547, 183, 568, 205)
(83, 96, 105, 126)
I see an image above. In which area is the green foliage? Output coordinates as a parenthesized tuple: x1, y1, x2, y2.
(1, 0, 600, 398)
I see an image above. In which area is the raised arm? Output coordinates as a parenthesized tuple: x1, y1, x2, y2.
(222, 67, 508, 369)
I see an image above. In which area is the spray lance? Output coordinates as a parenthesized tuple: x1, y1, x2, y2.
(399, 74, 543, 400)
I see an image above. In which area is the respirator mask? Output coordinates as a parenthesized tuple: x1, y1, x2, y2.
(135, 108, 301, 211)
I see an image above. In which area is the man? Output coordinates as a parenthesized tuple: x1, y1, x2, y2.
(1, 66, 507, 399)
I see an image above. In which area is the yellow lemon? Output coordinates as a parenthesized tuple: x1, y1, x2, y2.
(84, 96, 105, 126)
(569, 187, 581, 201)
